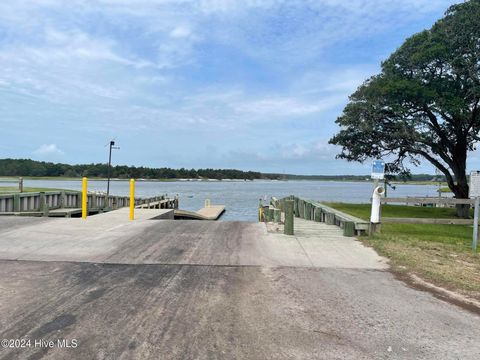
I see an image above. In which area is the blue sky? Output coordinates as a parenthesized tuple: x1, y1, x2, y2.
(0, 0, 465, 175)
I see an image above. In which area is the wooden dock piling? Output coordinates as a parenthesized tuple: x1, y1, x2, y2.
(343, 221, 355, 237)
(284, 200, 294, 235)
(274, 208, 281, 223)
(326, 212, 335, 225)
(305, 202, 312, 220)
(314, 206, 322, 222)
(299, 199, 305, 219)
(268, 207, 275, 222)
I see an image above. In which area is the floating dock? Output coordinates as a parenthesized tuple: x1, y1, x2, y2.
(174, 205, 225, 220)
(135, 198, 178, 209)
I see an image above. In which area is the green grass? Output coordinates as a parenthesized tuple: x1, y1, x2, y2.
(324, 202, 470, 220)
(325, 202, 480, 298)
(391, 180, 447, 186)
(439, 187, 453, 193)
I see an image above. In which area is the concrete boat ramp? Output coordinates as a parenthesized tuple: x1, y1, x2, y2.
(0, 214, 479, 359)
(174, 205, 225, 220)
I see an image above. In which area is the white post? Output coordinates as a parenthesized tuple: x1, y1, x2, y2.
(370, 186, 385, 235)
(371, 186, 385, 223)
(473, 197, 479, 251)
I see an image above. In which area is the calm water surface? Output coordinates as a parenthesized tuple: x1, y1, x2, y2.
(23, 180, 440, 221)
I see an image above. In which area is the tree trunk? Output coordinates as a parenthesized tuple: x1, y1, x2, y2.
(452, 176, 470, 218)
(455, 203, 470, 218)
(448, 140, 470, 218)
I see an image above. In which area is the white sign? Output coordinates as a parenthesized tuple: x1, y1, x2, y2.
(469, 171, 480, 198)
(371, 160, 385, 180)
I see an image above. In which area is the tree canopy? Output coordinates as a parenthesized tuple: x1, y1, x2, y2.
(0, 159, 262, 180)
(329, 0, 480, 215)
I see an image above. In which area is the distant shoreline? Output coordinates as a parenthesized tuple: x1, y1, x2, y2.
(0, 176, 444, 185)
(0, 159, 445, 183)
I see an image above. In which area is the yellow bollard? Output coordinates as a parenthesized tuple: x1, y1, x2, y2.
(129, 179, 135, 220)
(204, 199, 211, 208)
(82, 177, 88, 219)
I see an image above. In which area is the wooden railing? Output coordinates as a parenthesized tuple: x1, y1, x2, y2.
(381, 197, 473, 205)
(272, 196, 369, 237)
(0, 191, 175, 215)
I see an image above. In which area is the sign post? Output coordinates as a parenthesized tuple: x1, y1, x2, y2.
(469, 171, 480, 251)
(371, 160, 385, 195)
(371, 160, 385, 188)
(473, 197, 479, 252)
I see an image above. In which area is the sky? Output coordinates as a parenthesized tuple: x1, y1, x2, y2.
(0, 0, 466, 175)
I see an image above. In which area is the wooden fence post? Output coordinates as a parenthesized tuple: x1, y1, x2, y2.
(284, 200, 294, 235)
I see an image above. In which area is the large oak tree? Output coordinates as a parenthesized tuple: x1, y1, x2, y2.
(329, 0, 480, 217)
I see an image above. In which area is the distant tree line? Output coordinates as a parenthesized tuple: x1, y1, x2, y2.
(0, 159, 444, 181)
(0, 159, 263, 180)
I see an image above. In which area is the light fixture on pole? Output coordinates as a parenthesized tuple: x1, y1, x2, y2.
(106, 140, 120, 200)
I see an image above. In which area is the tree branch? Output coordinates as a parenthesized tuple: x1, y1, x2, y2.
(423, 108, 454, 151)
(466, 97, 480, 132)
(412, 149, 456, 189)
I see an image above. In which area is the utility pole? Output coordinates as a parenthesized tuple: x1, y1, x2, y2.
(106, 140, 119, 199)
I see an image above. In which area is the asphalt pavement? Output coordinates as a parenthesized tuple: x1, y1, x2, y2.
(0, 216, 478, 359)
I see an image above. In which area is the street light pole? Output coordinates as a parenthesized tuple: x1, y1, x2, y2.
(106, 140, 119, 199)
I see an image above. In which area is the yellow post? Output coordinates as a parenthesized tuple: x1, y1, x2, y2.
(82, 177, 88, 219)
(129, 179, 135, 220)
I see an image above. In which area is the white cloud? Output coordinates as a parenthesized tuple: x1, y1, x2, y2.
(170, 25, 192, 38)
(33, 144, 64, 156)
(233, 97, 324, 117)
(292, 144, 308, 158)
(278, 140, 339, 161)
(232, 93, 350, 119)
(0, 0, 460, 172)
(219, 138, 351, 174)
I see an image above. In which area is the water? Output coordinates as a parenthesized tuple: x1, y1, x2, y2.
(22, 179, 441, 221)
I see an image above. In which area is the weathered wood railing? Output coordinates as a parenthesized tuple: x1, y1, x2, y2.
(379, 196, 474, 225)
(0, 191, 176, 217)
(260, 198, 282, 223)
(272, 196, 369, 237)
(264, 196, 475, 236)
